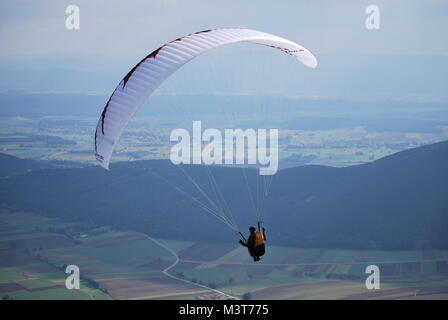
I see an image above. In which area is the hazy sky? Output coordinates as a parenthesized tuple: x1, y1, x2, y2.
(1, 0, 447, 100)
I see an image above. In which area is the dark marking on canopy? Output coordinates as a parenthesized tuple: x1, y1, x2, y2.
(122, 47, 162, 88)
(122, 29, 212, 88)
(98, 28, 215, 143)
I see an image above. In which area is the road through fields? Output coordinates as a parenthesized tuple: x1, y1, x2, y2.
(144, 234, 239, 300)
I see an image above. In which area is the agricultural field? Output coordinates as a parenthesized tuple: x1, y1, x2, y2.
(2, 112, 447, 168)
(0, 216, 112, 300)
(1, 210, 448, 300)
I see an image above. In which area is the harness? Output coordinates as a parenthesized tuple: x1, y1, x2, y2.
(239, 221, 265, 250)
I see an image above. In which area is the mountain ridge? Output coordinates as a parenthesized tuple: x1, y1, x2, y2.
(0, 140, 447, 250)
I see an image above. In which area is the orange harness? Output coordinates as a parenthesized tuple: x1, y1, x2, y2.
(254, 231, 264, 248)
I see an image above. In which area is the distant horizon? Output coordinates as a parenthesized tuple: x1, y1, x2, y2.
(1, 1, 448, 102)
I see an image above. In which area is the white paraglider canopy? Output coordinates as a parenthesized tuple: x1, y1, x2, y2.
(94, 28, 317, 169)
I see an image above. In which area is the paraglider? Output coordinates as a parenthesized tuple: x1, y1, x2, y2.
(239, 223, 267, 262)
(94, 27, 317, 262)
